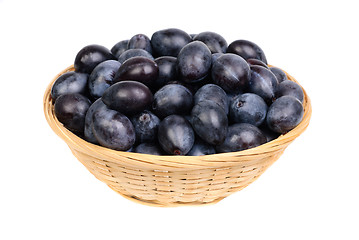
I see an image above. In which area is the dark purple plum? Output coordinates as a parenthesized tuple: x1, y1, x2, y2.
(276, 80, 304, 103)
(74, 44, 115, 74)
(187, 138, 216, 156)
(130, 110, 160, 144)
(266, 96, 304, 134)
(177, 41, 212, 83)
(92, 107, 135, 151)
(154, 56, 178, 89)
(248, 65, 278, 104)
(54, 93, 91, 134)
(134, 142, 164, 155)
(229, 93, 267, 126)
(111, 40, 129, 58)
(51, 71, 88, 101)
(158, 115, 195, 155)
(193, 31, 228, 53)
(84, 98, 108, 144)
(127, 34, 152, 54)
(118, 49, 154, 63)
(113, 56, 158, 87)
(227, 40, 267, 64)
(211, 53, 250, 93)
(216, 123, 267, 153)
(194, 84, 229, 114)
(88, 60, 121, 100)
(152, 84, 193, 119)
(270, 67, 287, 83)
(102, 81, 153, 115)
(151, 28, 192, 57)
(247, 58, 269, 69)
(191, 100, 228, 145)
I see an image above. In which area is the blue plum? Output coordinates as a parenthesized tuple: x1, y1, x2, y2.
(187, 138, 216, 156)
(229, 93, 267, 126)
(158, 115, 195, 155)
(177, 41, 212, 83)
(269, 67, 287, 83)
(276, 80, 304, 103)
(92, 107, 135, 151)
(248, 65, 278, 104)
(88, 60, 121, 100)
(211, 53, 223, 65)
(134, 142, 164, 155)
(266, 96, 304, 133)
(84, 98, 108, 144)
(127, 33, 152, 54)
(151, 28, 192, 57)
(152, 84, 193, 119)
(51, 71, 88, 101)
(191, 100, 228, 145)
(111, 40, 129, 58)
(193, 31, 228, 53)
(154, 56, 178, 89)
(194, 84, 229, 114)
(130, 110, 160, 144)
(216, 123, 267, 153)
(259, 124, 281, 142)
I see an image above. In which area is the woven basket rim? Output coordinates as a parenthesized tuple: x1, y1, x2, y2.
(43, 65, 312, 170)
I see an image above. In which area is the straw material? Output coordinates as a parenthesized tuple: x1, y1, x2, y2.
(43, 65, 312, 207)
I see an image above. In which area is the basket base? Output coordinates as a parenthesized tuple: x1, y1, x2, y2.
(107, 184, 226, 207)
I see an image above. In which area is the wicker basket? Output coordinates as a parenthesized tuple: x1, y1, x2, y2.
(43, 65, 312, 207)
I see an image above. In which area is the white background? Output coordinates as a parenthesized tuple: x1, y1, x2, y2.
(1, 0, 358, 239)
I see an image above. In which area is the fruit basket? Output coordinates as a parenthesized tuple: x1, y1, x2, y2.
(44, 65, 312, 207)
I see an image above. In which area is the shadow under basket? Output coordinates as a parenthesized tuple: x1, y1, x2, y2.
(44, 65, 312, 207)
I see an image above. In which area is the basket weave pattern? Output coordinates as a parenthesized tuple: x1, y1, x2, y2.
(44, 65, 312, 207)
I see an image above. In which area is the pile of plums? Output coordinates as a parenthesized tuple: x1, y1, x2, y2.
(51, 28, 304, 156)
